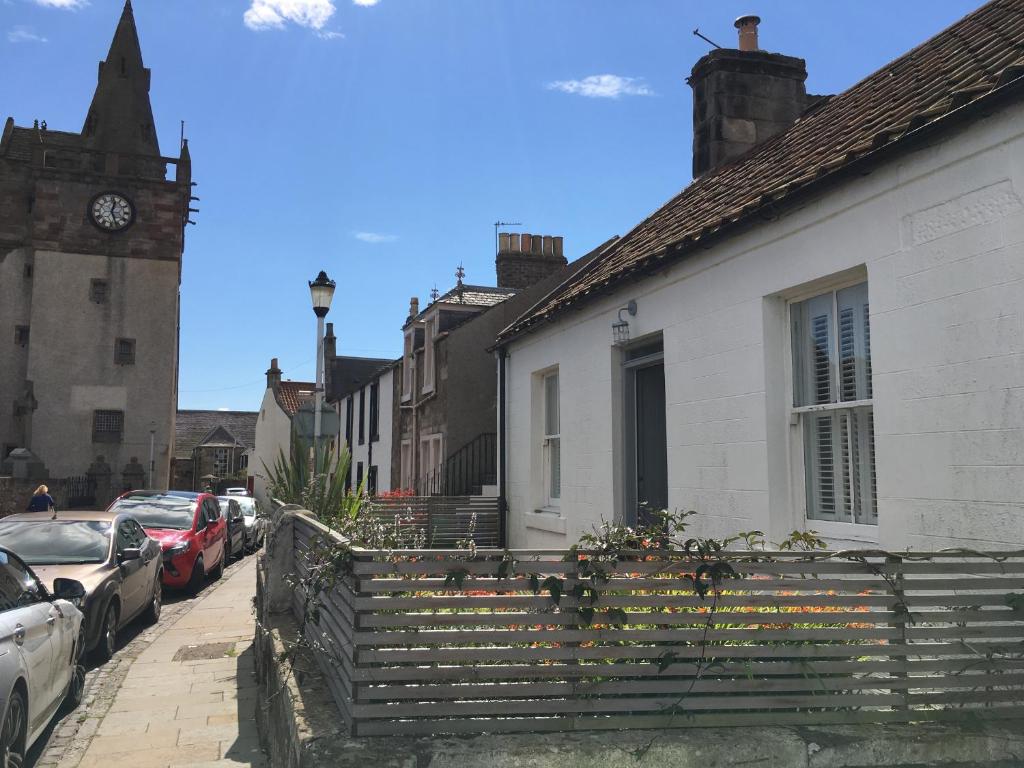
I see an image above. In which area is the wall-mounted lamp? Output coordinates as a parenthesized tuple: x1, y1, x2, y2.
(612, 300, 638, 345)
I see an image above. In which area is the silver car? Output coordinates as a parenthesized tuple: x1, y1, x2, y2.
(0, 547, 85, 767)
(230, 497, 267, 553)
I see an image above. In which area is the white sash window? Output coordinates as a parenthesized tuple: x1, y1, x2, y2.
(792, 282, 876, 525)
(543, 372, 561, 506)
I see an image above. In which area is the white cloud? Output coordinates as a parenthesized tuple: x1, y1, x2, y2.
(243, 0, 336, 31)
(217, 407, 230, 412)
(546, 74, 654, 99)
(352, 0, 379, 5)
(32, 0, 87, 8)
(354, 231, 397, 244)
(8, 26, 48, 43)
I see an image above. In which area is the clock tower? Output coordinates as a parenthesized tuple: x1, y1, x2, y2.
(0, 1, 191, 496)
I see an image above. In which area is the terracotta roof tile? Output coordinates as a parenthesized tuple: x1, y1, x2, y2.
(275, 381, 315, 417)
(500, 0, 1024, 342)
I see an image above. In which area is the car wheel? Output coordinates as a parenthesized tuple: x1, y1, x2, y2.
(92, 601, 119, 663)
(61, 664, 85, 713)
(210, 550, 224, 581)
(0, 688, 26, 768)
(143, 574, 162, 625)
(187, 555, 205, 596)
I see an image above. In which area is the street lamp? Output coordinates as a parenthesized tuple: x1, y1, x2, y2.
(309, 270, 336, 461)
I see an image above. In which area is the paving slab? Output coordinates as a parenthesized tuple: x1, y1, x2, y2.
(33, 555, 264, 768)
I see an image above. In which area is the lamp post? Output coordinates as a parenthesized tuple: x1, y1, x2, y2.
(309, 270, 336, 463)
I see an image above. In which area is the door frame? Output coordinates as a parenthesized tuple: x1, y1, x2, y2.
(621, 336, 666, 526)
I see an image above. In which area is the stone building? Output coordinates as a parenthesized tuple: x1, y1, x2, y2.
(0, 1, 191, 489)
(397, 236, 606, 495)
(172, 410, 257, 492)
(496, 7, 1024, 551)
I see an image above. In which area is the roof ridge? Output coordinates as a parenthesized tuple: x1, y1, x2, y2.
(499, 0, 1024, 341)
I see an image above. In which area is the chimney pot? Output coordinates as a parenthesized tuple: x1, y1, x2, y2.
(521, 233, 532, 253)
(735, 14, 760, 52)
(409, 296, 420, 319)
(498, 232, 510, 252)
(542, 235, 552, 255)
(510, 233, 520, 252)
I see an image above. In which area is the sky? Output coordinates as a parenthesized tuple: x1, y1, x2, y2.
(2, 0, 984, 411)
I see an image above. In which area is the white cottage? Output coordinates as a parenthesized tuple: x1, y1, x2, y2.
(496, 4, 1024, 551)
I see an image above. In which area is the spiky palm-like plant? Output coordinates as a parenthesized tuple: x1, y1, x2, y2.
(262, 438, 363, 523)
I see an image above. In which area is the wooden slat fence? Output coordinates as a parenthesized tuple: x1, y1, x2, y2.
(290, 515, 1024, 737)
(359, 496, 500, 548)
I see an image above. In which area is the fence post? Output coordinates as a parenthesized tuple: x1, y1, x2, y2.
(264, 508, 296, 615)
(348, 565, 367, 737)
(887, 554, 909, 712)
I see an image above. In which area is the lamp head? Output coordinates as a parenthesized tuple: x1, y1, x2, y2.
(309, 270, 336, 318)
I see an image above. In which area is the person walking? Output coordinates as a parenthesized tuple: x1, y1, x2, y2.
(26, 484, 55, 513)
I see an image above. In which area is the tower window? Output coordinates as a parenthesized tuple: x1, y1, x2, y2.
(114, 338, 136, 366)
(23, 264, 33, 279)
(14, 326, 29, 347)
(90, 279, 109, 304)
(93, 410, 124, 443)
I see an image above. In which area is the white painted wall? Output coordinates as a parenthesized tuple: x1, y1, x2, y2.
(252, 388, 292, 506)
(505, 101, 1024, 552)
(345, 368, 394, 494)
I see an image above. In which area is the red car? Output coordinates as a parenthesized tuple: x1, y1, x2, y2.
(108, 491, 227, 593)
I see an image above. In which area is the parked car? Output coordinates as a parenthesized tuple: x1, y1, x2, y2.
(216, 497, 246, 562)
(0, 511, 162, 663)
(224, 487, 249, 497)
(0, 547, 86, 766)
(108, 491, 226, 595)
(230, 495, 267, 553)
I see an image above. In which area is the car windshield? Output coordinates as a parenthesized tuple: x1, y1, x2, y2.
(0, 520, 111, 565)
(110, 495, 194, 530)
(233, 497, 257, 517)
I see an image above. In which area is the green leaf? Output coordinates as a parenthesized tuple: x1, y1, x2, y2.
(444, 569, 468, 590)
(607, 608, 629, 626)
(529, 574, 540, 595)
(657, 651, 677, 673)
(1006, 593, 1024, 611)
(542, 576, 563, 606)
(578, 607, 595, 626)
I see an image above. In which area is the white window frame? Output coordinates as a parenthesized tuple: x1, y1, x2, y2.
(787, 278, 877, 540)
(401, 330, 414, 402)
(400, 439, 413, 490)
(422, 314, 437, 395)
(543, 371, 561, 508)
(419, 432, 444, 494)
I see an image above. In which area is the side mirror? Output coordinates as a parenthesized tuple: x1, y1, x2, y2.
(53, 578, 86, 602)
(119, 548, 142, 562)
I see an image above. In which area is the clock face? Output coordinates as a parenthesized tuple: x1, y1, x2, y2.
(90, 193, 134, 232)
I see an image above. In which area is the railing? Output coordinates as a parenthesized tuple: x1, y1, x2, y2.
(360, 496, 500, 548)
(289, 514, 1024, 738)
(62, 475, 97, 509)
(443, 433, 496, 497)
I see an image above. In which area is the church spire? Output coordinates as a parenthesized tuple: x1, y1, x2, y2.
(81, 0, 160, 157)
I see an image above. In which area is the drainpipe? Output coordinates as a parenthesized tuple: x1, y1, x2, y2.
(497, 346, 508, 547)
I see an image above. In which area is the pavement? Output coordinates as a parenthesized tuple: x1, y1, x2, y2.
(36, 554, 265, 768)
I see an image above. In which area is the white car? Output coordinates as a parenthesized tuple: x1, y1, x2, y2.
(0, 547, 85, 767)
(224, 488, 249, 497)
(230, 496, 267, 553)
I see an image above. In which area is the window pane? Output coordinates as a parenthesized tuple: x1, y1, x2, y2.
(549, 437, 561, 500)
(793, 293, 834, 407)
(804, 407, 876, 525)
(544, 374, 559, 436)
(837, 282, 871, 402)
(804, 412, 839, 520)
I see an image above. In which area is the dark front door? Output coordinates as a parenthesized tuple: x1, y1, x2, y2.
(634, 362, 668, 523)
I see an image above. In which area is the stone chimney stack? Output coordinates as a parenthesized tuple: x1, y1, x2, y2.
(687, 15, 810, 178)
(324, 322, 337, 360)
(266, 358, 282, 390)
(496, 233, 568, 290)
(409, 297, 419, 320)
